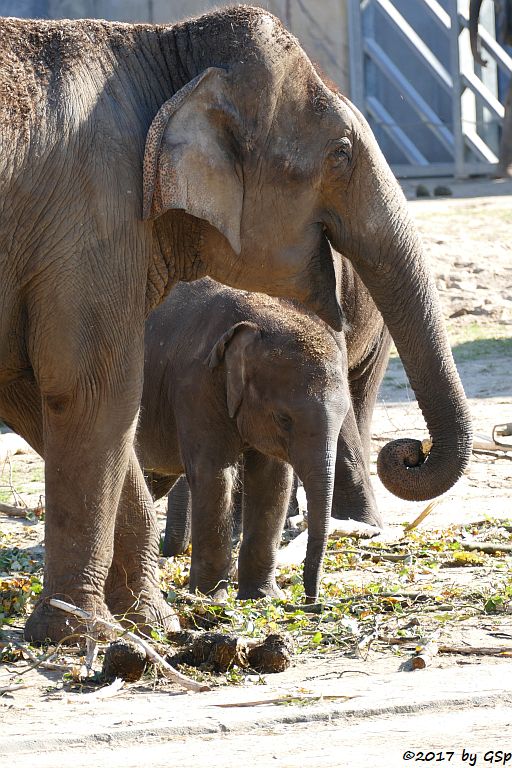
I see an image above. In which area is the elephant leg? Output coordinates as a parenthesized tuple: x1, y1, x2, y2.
(237, 451, 293, 600)
(23, 335, 145, 643)
(188, 462, 237, 600)
(105, 453, 180, 634)
(332, 402, 382, 527)
(162, 474, 192, 557)
(286, 473, 300, 517)
(349, 327, 392, 469)
(163, 465, 243, 557)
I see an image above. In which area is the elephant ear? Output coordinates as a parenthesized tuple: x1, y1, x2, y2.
(205, 322, 260, 419)
(142, 67, 243, 254)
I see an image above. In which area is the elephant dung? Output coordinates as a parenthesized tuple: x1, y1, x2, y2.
(102, 639, 147, 683)
(169, 631, 252, 672)
(168, 631, 293, 674)
(247, 634, 294, 673)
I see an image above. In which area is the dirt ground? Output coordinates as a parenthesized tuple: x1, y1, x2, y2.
(1, 177, 511, 766)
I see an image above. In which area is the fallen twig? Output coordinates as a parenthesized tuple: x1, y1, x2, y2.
(404, 500, 440, 533)
(0, 501, 27, 517)
(49, 598, 209, 692)
(411, 641, 439, 670)
(0, 501, 44, 519)
(461, 541, 512, 555)
(19, 645, 70, 673)
(0, 681, 32, 695)
(438, 644, 512, 657)
(474, 430, 512, 453)
(66, 677, 125, 704)
(212, 693, 357, 708)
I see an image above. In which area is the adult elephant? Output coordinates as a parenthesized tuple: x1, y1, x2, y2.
(0, 7, 472, 643)
(470, 0, 512, 176)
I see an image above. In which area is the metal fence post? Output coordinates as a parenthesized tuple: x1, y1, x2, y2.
(347, 0, 365, 112)
(449, 0, 467, 177)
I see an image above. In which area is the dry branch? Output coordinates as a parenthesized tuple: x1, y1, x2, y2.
(473, 432, 512, 453)
(49, 598, 210, 692)
(0, 502, 26, 517)
(0, 682, 32, 694)
(0, 501, 43, 519)
(20, 645, 70, 672)
(411, 641, 439, 670)
(461, 541, 512, 555)
(67, 677, 125, 704)
(404, 500, 439, 533)
(438, 644, 512, 657)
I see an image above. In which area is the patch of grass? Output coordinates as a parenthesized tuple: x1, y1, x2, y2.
(452, 335, 512, 363)
(385, 322, 511, 365)
(0, 456, 45, 507)
(415, 204, 512, 228)
(447, 320, 511, 345)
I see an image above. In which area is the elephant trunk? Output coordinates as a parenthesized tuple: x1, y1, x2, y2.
(354, 237, 472, 502)
(469, 0, 486, 65)
(295, 444, 337, 602)
(327, 125, 472, 504)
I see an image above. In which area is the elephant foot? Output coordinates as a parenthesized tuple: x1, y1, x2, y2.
(24, 594, 116, 645)
(107, 587, 180, 637)
(189, 584, 229, 603)
(237, 581, 285, 601)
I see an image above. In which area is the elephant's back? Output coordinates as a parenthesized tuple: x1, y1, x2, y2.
(154, 277, 344, 371)
(0, 17, 144, 151)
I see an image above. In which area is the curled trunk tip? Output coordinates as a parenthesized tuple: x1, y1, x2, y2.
(377, 431, 473, 503)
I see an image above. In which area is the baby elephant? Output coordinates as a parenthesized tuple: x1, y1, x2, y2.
(138, 278, 369, 602)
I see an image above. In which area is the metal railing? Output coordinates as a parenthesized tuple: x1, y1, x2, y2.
(347, 0, 512, 177)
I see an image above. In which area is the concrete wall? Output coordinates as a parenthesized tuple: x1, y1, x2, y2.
(0, 0, 350, 92)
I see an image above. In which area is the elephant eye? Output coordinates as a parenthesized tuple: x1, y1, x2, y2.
(275, 412, 293, 431)
(330, 137, 352, 165)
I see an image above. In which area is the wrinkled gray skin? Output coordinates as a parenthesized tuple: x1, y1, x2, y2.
(0, 7, 472, 643)
(164, 253, 391, 564)
(138, 278, 352, 602)
(470, 0, 512, 176)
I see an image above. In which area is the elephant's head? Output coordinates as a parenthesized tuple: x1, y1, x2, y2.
(144, 8, 472, 502)
(205, 311, 349, 601)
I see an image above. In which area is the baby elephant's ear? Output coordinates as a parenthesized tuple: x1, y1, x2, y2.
(143, 67, 243, 255)
(205, 322, 260, 419)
